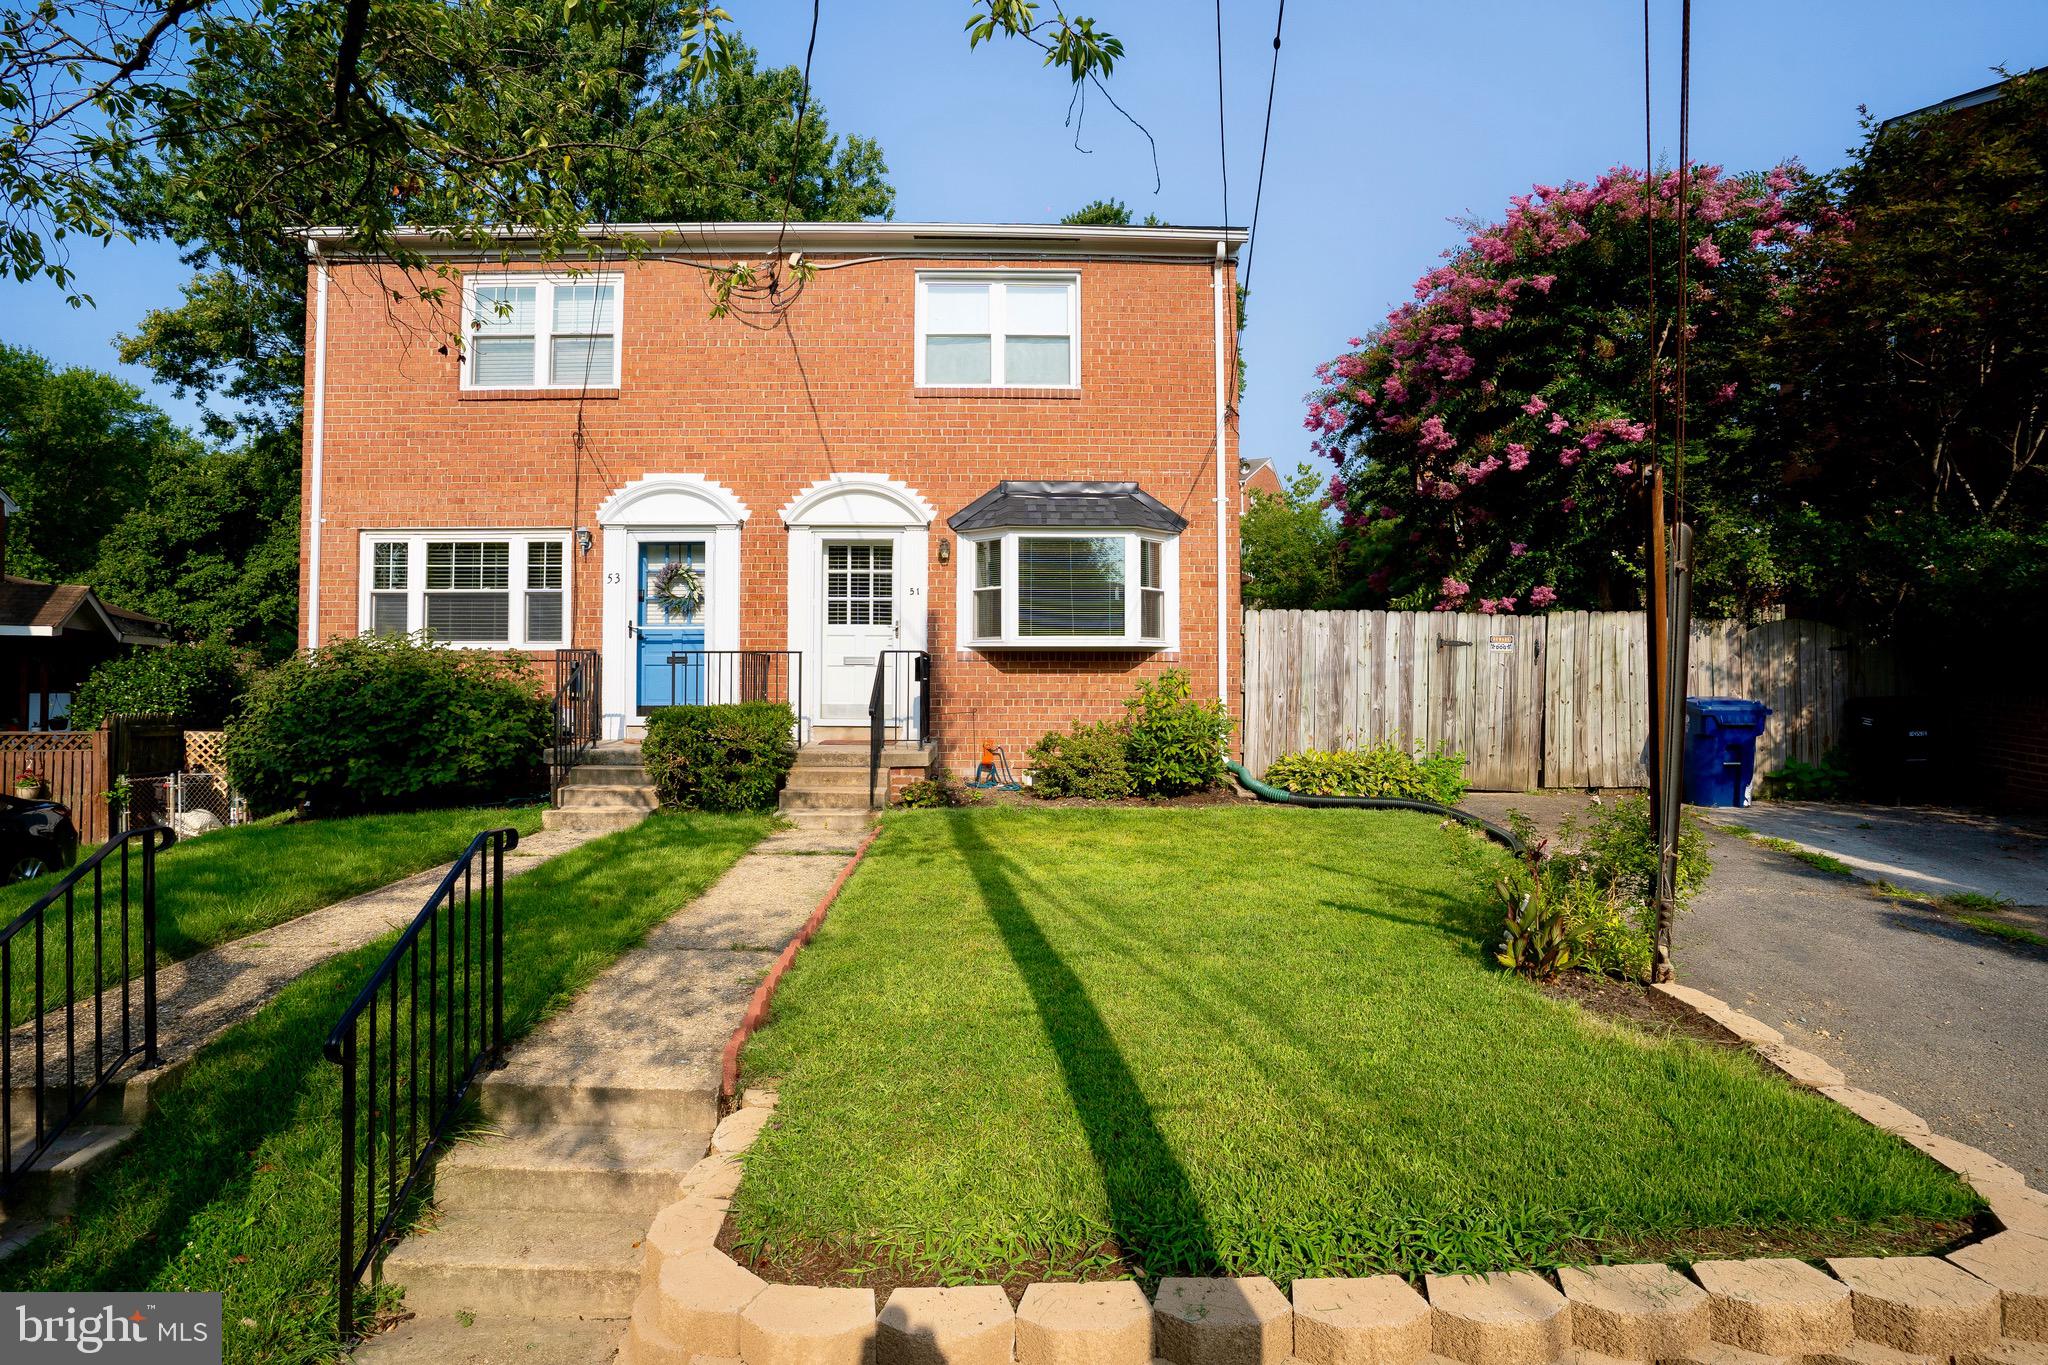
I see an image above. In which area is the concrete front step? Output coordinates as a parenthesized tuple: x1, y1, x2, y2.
(780, 810, 875, 833)
(1, 1122, 136, 1220)
(777, 787, 873, 813)
(582, 744, 647, 768)
(434, 1123, 709, 1215)
(381, 1205, 647, 1320)
(792, 744, 932, 769)
(560, 786, 660, 811)
(349, 1311, 623, 1363)
(566, 763, 657, 787)
(780, 766, 870, 791)
(479, 1069, 719, 1135)
(543, 807, 650, 834)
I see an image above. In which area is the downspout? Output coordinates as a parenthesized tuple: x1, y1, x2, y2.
(1213, 239, 1230, 709)
(306, 242, 331, 651)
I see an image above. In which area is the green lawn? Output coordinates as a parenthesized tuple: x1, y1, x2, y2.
(4, 806, 546, 1026)
(733, 806, 1978, 1286)
(0, 810, 774, 1365)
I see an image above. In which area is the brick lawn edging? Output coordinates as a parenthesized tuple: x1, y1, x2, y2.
(628, 984, 2048, 1365)
(716, 824, 881, 1103)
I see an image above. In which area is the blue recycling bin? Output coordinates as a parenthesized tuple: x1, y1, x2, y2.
(1683, 697, 1773, 807)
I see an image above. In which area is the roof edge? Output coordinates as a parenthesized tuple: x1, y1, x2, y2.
(299, 221, 1246, 260)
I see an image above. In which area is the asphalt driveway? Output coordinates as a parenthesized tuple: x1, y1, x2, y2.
(1464, 793, 2048, 1185)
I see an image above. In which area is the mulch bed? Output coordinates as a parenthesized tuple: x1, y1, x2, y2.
(1537, 972, 1746, 1049)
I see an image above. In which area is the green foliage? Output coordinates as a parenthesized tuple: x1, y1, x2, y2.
(1241, 465, 1341, 609)
(1264, 742, 1469, 807)
(69, 640, 251, 731)
(1025, 719, 1136, 800)
(0, 342, 197, 582)
(1512, 796, 1714, 982)
(89, 435, 301, 659)
(1494, 871, 1576, 979)
(1121, 670, 1231, 796)
(223, 635, 551, 815)
(1765, 754, 1853, 801)
(1060, 197, 1163, 227)
(895, 770, 984, 809)
(642, 702, 797, 812)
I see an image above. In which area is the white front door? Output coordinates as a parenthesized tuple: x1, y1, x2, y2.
(819, 539, 897, 721)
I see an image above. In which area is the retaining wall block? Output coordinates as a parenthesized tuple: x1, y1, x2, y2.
(1016, 1281, 1154, 1365)
(1290, 1275, 1433, 1365)
(713, 1105, 775, 1156)
(1557, 1263, 1711, 1359)
(1691, 1259, 1853, 1355)
(878, 1285, 1015, 1365)
(1950, 1231, 2048, 1341)
(1826, 1256, 2002, 1354)
(642, 1199, 729, 1290)
(1423, 1271, 1571, 1365)
(1153, 1277, 1293, 1365)
(655, 1248, 768, 1358)
(740, 1284, 880, 1365)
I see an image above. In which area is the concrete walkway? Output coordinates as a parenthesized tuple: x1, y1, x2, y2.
(1464, 792, 2048, 1186)
(351, 820, 866, 1364)
(6, 824, 609, 1077)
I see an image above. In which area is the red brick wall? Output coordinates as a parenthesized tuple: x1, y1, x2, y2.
(301, 250, 1240, 775)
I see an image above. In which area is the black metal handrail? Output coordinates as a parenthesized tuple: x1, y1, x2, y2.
(324, 826, 517, 1342)
(661, 649, 805, 742)
(1, 825, 172, 1199)
(868, 650, 932, 807)
(547, 648, 601, 805)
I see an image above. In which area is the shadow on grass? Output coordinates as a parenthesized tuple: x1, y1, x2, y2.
(945, 814, 1217, 1277)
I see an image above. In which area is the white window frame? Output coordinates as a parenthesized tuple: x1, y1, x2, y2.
(357, 530, 573, 650)
(914, 271, 1081, 389)
(954, 529, 1178, 650)
(460, 273, 624, 391)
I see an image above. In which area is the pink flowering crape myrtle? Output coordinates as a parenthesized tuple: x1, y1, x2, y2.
(1307, 162, 1825, 613)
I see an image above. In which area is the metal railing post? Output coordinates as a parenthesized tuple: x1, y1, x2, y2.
(140, 830, 160, 1069)
(490, 832, 505, 1059)
(338, 1026, 357, 1340)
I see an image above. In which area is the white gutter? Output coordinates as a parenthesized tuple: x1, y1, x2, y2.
(1213, 239, 1231, 709)
(307, 243, 330, 650)
(296, 221, 1249, 258)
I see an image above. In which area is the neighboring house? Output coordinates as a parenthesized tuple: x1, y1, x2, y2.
(1240, 457, 1284, 512)
(0, 489, 170, 731)
(297, 222, 1244, 768)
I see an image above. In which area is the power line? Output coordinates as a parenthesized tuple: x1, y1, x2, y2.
(1640, 0, 1656, 465)
(1241, 0, 1286, 289)
(772, 0, 822, 266)
(1214, 0, 1230, 225)
(1673, 0, 1692, 521)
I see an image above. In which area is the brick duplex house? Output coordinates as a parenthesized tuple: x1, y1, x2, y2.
(297, 221, 1243, 775)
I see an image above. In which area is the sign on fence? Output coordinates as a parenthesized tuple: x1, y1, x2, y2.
(1242, 610, 1901, 791)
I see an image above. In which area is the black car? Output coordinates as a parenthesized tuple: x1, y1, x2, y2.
(0, 795, 80, 884)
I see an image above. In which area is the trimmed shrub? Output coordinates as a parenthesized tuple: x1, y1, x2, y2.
(895, 770, 983, 808)
(1026, 720, 1135, 800)
(1263, 742, 1469, 807)
(642, 702, 796, 812)
(1121, 670, 1232, 796)
(71, 640, 252, 731)
(224, 635, 551, 815)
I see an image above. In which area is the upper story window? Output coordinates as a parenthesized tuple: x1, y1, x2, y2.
(360, 531, 570, 649)
(464, 276, 620, 390)
(915, 273, 1079, 389)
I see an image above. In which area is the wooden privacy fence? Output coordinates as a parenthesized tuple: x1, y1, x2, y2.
(1242, 610, 1902, 791)
(0, 715, 193, 844)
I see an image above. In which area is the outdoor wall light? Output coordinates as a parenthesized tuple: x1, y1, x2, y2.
(938, 537, 952, 564)
(577, 527, 593, 554)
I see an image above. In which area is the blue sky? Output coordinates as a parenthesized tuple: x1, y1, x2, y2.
(3, 0, 2042, 476)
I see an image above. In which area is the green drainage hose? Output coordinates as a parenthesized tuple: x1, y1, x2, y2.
(1225, 761, 1525, 854)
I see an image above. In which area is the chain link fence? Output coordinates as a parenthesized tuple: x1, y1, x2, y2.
(125, 771, 247, 837)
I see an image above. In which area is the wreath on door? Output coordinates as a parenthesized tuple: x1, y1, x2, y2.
(649, 560, 705, 616)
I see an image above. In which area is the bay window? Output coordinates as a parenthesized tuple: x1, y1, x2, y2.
(464, 275, 621, 390)
(960, 532, 1177, 648)
(360, 531, 571, 648)
(915, 273, 1079, 388)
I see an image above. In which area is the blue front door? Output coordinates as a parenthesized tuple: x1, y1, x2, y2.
(636, 539, 707, 711)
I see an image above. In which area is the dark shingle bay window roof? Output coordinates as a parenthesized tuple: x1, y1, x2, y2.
(947, 481, 1189, 535)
